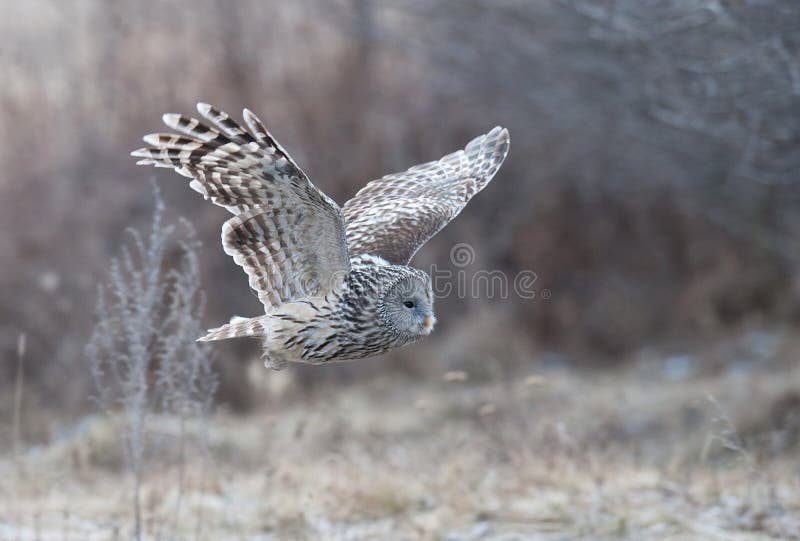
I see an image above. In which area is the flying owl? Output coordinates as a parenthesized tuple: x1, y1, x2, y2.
(132, 104, 509, 369)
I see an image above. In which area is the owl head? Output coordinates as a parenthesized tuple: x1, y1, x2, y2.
(380, 271, 436, 337)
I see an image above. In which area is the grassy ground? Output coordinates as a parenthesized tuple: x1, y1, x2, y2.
(1, 340, 799, 540)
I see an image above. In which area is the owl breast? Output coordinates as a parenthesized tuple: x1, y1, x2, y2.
(267, 264, 422, 364)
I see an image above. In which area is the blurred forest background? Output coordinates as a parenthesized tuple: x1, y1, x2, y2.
(1, 1, 800, 538)
(3, 0, 800, 410)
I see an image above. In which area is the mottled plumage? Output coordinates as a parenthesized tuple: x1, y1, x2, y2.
(132, 103, 509, 369)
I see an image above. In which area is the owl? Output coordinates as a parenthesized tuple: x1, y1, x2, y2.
(132, 104, 509, 369)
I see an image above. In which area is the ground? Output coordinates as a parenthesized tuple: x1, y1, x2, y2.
(1, 335, 799, 540)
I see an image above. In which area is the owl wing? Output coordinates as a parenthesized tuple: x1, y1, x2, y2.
(342, 127, 510, 265)
(132, 103, 350, 309)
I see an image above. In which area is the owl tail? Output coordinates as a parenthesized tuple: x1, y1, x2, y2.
(197, 315, 267, 341)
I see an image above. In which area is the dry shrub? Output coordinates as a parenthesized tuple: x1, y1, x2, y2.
(86, 184, 216, 540)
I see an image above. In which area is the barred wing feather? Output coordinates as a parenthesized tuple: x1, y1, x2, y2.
(342, 127, 510, 265)
(132, 103, 350, 309)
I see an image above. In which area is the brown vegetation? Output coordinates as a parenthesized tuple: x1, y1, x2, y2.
(1, 1, 799, 538)
(3, 351, 800, 539)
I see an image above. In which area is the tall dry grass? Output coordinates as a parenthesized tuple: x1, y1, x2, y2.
(86, 185, 216, 540)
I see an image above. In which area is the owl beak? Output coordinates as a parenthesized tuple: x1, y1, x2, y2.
(421, 314, 435, 335)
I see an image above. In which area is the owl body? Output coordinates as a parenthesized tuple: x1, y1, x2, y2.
(133, 103, 508, 369)
(204, 262, 433, 369)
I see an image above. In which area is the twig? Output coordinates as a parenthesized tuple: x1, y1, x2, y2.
(12, 333, 26, 458)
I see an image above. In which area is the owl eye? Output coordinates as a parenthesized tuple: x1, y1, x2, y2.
(403, 300, 415, 309)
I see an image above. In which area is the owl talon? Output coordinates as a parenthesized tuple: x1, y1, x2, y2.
(262, 352, 288, 371)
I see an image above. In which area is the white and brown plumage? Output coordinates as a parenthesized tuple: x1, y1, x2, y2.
(132, 103, 509, 369)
